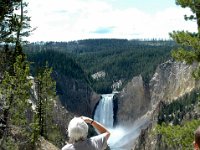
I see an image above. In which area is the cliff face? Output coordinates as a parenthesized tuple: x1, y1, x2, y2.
(53, 71, 100, 117)
(117, 60, 199, 126)
(150, 60, 198, 107)
(117, 75, 150, 126)
(116, 60, 200, 149)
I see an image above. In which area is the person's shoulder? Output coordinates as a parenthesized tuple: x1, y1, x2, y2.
(90, 133, 108, 144)
(90, 133, 107, 140)
(89, 133, 108, 149)
(61, 143, 74, 150)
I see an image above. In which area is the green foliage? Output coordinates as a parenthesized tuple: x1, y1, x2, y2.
(158, 89, 199, 125)
(176, 0, 200, 28)
(170, 31, 199, 64)
(0, 55, 32, 148)
(0, 136, 18, 150)
(46, 125, 64, 147)
(156, 120, 200, 150)
(25, 39, 175, 93)
(0, 55, 32, 124)
(32, 63, 56, 141)
(27, 50, 88, 81)
(171, 0, 200, 79)
(71, 39, 174, 93)
(0, 45, 15, 74)
(31, 116, 40, 144)
(0, 1, 61, 149)
(0, 0, 32, 45)
(155, 1, 200, 149)
(0, 0, 35, 148)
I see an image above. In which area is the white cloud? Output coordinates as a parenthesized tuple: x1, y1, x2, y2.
(26, 0, 197, 42)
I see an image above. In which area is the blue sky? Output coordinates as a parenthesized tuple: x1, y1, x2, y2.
(26, 0, 196, 42)
(103, 0, 175, 13)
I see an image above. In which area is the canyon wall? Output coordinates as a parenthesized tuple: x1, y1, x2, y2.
(150, 60, 199, 107)
(117, 75, 150, 126)
(116, 60, 200, 149)
(117, 60, 199, 126)
(53, 71, 100, 117)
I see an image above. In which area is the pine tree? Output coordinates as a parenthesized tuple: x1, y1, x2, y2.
(0, 0, 19, 41)
(155, 1, 200, 149)
(0, 0, 33, 74)
(32, 63, 56, 141)
(171, 0, 200, 79)
(0, 1, 58, 149)
(0, 0, 31, 45)
(0, 55, 32, 149)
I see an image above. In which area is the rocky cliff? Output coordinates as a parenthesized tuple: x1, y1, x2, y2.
(117, 75, 150, 126)
(150, 60, 198, 107)
(53, 71, 100, 117)
(116, 60, 200, 149)
(118, 60, 199, 125)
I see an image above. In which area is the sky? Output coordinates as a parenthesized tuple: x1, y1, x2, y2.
(26, 0, 197, 42)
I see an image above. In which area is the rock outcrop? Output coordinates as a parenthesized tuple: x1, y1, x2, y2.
(117, 75, 150, 126)
(117, 60, 199, 126)
(116, 60, 200, 149)
(135, 60, 200, 150)
(36, 137, 59, 150)
(150, 60, 198, 107)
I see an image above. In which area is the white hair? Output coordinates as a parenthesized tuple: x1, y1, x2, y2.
(68, 117, 88, 143)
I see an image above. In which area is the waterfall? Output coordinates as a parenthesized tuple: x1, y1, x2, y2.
(94, 94, 114, 128)
(94, 94, 150, 150)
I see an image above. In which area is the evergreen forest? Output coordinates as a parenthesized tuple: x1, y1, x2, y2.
(25, 39, 176, 93)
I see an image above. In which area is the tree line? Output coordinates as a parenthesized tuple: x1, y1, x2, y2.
(158, 89, 199, 125)
(25, 39, 176, 93)
(0, 1, 59, 149)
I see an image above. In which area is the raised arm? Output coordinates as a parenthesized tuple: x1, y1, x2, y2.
(81, 116, 110, 140)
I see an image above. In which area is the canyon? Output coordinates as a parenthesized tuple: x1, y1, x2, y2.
(37, 59, 200, 149)
(90, 59, 200, 149)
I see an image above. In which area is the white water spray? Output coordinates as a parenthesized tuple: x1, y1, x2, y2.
(94, 94, 150, 150)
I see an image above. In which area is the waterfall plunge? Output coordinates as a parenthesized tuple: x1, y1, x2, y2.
(94, 94, 150, 150)
(94, 94, 114, 128)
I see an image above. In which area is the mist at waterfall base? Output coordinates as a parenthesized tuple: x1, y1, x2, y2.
(94, 94, 150, 150)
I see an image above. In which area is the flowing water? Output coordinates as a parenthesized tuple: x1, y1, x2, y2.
(94, 94, 114, 128)
(94, 94, 150, 150)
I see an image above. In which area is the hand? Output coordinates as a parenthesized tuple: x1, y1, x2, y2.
(80, 116, 93, 124)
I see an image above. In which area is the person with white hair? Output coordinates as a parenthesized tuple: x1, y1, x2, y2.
(62, 116, 110, 150)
